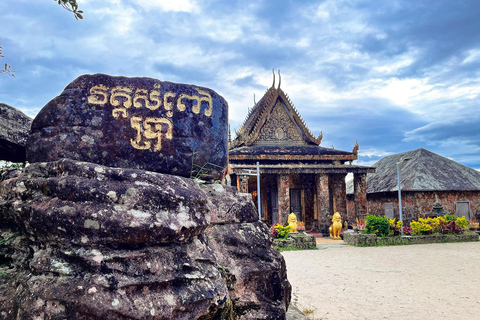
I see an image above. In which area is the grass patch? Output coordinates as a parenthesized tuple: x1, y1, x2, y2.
(277, 246, 318, 252)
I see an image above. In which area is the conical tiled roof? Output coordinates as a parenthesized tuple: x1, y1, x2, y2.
(367, 148, 480, 193)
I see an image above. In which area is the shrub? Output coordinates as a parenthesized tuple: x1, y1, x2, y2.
(365, 214, 390, 237)
(455, 216, 469, 230)
(447, 220, 464, 234)
(444, 214, 456, 222)
(402, 226, 412, 235)
(388, 218, 403, 236)
(271, 224, 291, 240)
(410, 219, 433, 235)
(410, 215, 467, 235)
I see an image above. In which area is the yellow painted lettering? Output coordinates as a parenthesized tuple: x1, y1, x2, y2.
(196, 89, 213, 117)
(87, 84, 109, 105)
(130, 116, 151, 150)
(143, 117, 173, 152)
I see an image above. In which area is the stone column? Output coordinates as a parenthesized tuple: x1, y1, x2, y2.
(237, 175, 249, 193)
(353, 173, 367, 222)
(331, 173, 347, 222)
(277, 174, 290, 224)
(315, 173, 330, 232)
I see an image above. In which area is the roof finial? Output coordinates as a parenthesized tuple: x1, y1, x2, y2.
(272, 69, 275, 88)
(352, 140, 359, 155)
(254, 93, 256, 106)
(315, 131, 323, 145)
(277, 69, 281, 90)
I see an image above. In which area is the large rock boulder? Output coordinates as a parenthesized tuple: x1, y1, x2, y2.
(26, 74, 228, 181)
(0, 103, 32, 162)
(0, 159, 291, 319)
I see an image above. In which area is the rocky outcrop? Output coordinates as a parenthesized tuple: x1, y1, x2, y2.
(1, 74, 291, 319)
(0, 159, 291, 319)
(0, 103, 32, 162)
(26, 74, 228, 181)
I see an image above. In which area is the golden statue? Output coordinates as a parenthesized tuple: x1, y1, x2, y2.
(288, 212, 298, 233)
(329, 212, 342, 240)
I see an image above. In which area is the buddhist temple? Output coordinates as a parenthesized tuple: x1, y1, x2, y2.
(228, 71, 374, 233)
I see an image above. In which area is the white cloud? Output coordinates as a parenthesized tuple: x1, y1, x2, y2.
(134, 0, 199, 13)
(374, 77, 433, 107)
(359, 148, 394, 158)
(462, 49, 480, 64)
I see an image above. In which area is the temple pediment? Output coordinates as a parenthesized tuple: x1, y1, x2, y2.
(230, 71, 322, 149)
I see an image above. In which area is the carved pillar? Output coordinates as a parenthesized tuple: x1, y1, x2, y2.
(331, 173, 347, 222)
(315, 173, 330, 232)
(354, 173, 367, 222)
(277, 174, 290, 224)
(237, 175, 249, 193)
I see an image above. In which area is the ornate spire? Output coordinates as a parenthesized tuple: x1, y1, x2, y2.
(272, 69, 275, 88)
(277, 70, 281, 90)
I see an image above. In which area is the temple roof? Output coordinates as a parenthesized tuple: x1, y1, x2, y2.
(229, 145, 355, 159)
(229, 71, 358, 161)
(230, 71, 323, 149)
(366, 148, 480, 193)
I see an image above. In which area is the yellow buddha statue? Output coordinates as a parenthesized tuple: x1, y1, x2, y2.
(329, 212, 342, 240)
(288, 212, 298, 233)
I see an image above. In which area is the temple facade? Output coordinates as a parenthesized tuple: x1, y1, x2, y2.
(228, 72, 374, 233)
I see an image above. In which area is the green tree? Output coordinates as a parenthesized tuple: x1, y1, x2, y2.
(56, 0, 83, 20)
(1, 1, 83, 76)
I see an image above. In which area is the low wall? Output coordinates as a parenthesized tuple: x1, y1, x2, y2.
(343, 232, 479, 246)
(274, 233, 316, 249)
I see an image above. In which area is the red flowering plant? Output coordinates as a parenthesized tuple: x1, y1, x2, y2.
(270, 225, 279, 238)
(402, 226, 412, 235)
(447, 220, 464, 234)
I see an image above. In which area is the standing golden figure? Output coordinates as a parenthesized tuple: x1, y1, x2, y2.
(288, 212, 298, 233)
(329, 212, 342, 240)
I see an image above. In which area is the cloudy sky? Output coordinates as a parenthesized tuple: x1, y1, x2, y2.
(1, 0, 480, 169)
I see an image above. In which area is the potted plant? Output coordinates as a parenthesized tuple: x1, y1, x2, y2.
(297, 221, 305, 232)
(469, 218, 479, 231)
(355, 218, 366, 231)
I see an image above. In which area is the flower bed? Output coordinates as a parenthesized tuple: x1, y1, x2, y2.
(344, 214, 479, 246)
(270, 224, 316, 250)
(343, 232, 479, 246)
(273, 234, 317, 250)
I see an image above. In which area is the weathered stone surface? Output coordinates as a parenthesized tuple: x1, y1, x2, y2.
(0, 159, 209, 245)
(206, 222, 291, 318)
(202, 183, 258, 224)
(0, 103, 32, 162)
(26, 74, 228, 180)
(0, 160, 290, 319)
(286, 306, 308, 320)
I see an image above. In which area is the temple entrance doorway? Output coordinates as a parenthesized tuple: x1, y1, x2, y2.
(270, 188, 279, 225)
(290, 189, 302, 221)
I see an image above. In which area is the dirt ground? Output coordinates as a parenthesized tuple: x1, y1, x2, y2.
(282, 241, 480, 320)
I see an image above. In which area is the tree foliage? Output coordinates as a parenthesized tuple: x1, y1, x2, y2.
(56, 0, 83, 20)
(1, 1, 83, 76)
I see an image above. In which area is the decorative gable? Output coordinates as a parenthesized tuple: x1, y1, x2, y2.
(255, 100, 306, 146)
(230, 71, 322, 149)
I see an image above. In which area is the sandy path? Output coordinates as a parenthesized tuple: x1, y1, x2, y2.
(282, 242, 480, 320)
